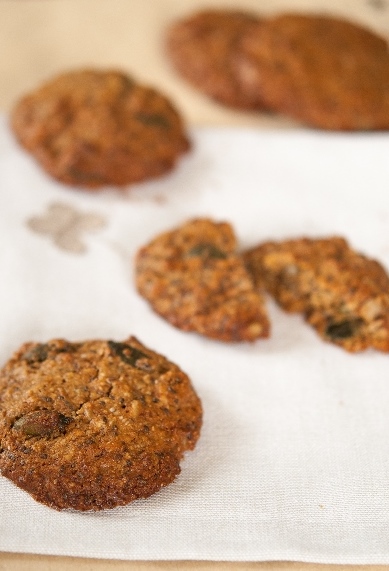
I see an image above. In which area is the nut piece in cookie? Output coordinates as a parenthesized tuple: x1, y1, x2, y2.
(240, 13, 389, 130)
(11, 69, 190, 189)
(166, 10, 267, 110)
(0, 337, 202, 511)
(244, 237, 389, 352)
(135, 218, 270, 342)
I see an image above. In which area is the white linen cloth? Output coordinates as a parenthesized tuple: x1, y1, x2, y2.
(1, 115, 389, 563)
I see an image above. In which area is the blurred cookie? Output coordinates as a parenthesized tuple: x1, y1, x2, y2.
(0, 337, 202, 511)
(240, 14, 389, 130)
(11, 69, 190, 188)
(135, 218, 270, 342)
(166, 10, 267, 109)
(244, 236, 389, 352)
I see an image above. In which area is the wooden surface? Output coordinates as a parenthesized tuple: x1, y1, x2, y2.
(1, 0, 389, 569)
(0, 558, 388, 571)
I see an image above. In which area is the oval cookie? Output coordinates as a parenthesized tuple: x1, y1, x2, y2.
(0, 337, 202, 510)
(11, 69, 190, 188)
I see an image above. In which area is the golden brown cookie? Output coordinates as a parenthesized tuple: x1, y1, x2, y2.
(0, 337, 202, 511)
(11, 69, 190, 188)
(240, 13, 389, 130)
(135, 218, 270, 342)
(244, 236, 389, 352)
(166, 10, 267, 109)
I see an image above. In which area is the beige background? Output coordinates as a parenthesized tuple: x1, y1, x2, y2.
(1, 1, 389, 569)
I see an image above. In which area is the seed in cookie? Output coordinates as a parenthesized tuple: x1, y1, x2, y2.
(11, 69, 190, 188)
(166, 9, 267, 110)
(240, 13, 389, 130)
(135, 218, 270, 342)
(243, 236, 389, 352)
(0, 337, 202, 511)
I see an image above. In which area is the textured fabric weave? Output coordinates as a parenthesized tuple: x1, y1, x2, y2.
(1, 117, 389, 562)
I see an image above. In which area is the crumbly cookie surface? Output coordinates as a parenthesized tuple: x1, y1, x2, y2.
(135, 218, 270, 342)
(11, 69, 190, 188)
(166, 10, 266, 109)
(0, 337, 202, 511)
(240, 14, 389, 130)
(244, 237, 389, 352)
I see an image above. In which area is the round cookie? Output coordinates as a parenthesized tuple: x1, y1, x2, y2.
(166, 10, 267, 109)
(135, 218, 270, 342)
(0, 337, 202, 511)
(240, 13, 389, 130)
(11, 69, 190, 188)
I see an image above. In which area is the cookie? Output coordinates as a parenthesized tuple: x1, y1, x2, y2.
(135, 218, 270, 342)
(11, 69, 190, 188)
(244, 237, 389, 352)
(0, 337, 202, 511)
(166, 10, 267, 109)
(240, 13, 389, 130)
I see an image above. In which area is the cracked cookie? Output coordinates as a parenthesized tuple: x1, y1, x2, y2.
(11, 69, 190, 188)
(166, 9, 267, 109)
(240, 13, 389, 130)
(244, 236, 389, 352)
(0, 337, 202, 511)
(135, 218, 270, 342)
